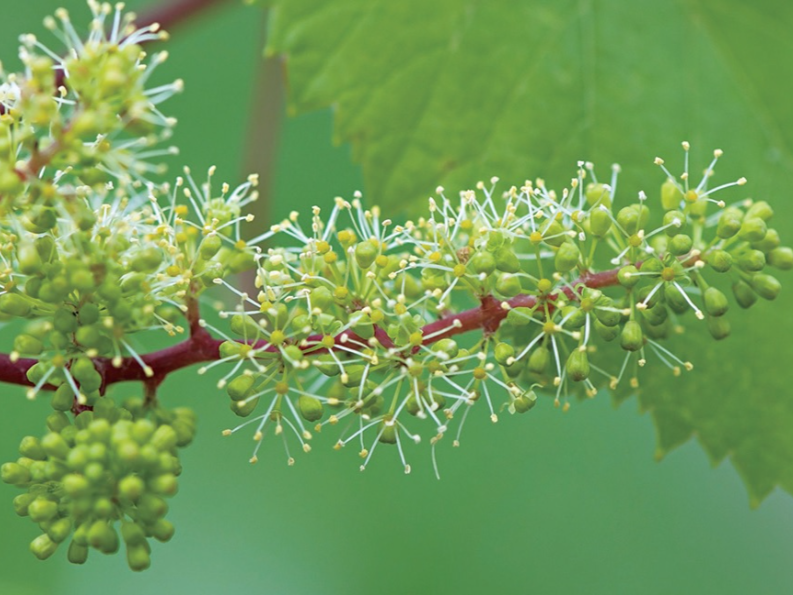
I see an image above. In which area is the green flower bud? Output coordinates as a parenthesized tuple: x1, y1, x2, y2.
(594, 319, 620, 341)
(200, 234, 223, 259)
(668, 234, 693, 256)
(751, 274, 781, 300)
(554, 241, 580, 273)
(231, 397, 259, 417)
(309, 286, 334, 310)
(731, 280, 757, 309)
(703, 287, 729, 317)
(126, 543, 152, 572)
(707, 315, 731, 340)
(513, 390, 538, 413)
(737, 249, 765, 272)
(151, 518, 175, 542)
(663, 210, 685, 236)
(664, 283, 690, 314)
(527, 346, 550, 374)
(706, 249, 732, 272)
(354, 241, 379, 269)
(494, 342, 515, 365)
(620, 320, 643, 352)
(433, 338, 459, 360)
(119, 475, 145, 501)
(593, 303, 621, 326)
(131, 246, 164, 273)
(297, 395, 324, 422)
(230, 314, 261, 338)
(745, 200, 773, 221)
(47, 517, 72, 543)
(151, 425, 178, 452)
(585, 182, 611, 208)
(17, 242, 42, 275)
(738, 218, 767, 243)
(561, 306, 586, 329)
(121, 521, 147, 546)
(378, 422, 397, 444)
(565, 349, 590, 382)
(588, 207, 612, 238)
(68, 540, 89, 565)
(30, 534, 58, 560)
(470, 250, 497, 276)
(617, 265, 640, 288)
(1, 462, 31, 485)
(41, 432, 70, 460)
(13, 334, 43, 356)
(79, 303, 101, 325)
(504, 357, 526, 378)
(227, 375, 255, 401)
(716, 208, 743, 239)
(644, 319, 670, 340)
(506, 307, 532, 327)
(71, 357, 102, 393)
(88, 520, 119, 554)
(46, 412, 71, 434)
(494, 246, 521, 273)
(642, 303, 668, 326)
(636, 283, 662, 308)
(661, 179, 683, 210)
(151, 473, 178, 496)
(74, 325, 101, 348)
(639, 257, 664, 275)
(0, 293, 31, 317)
(19, 436, 46, 460)
(495, 273, 522, 298)
(769, 247, 793, 270)
(28, 497, 59, 523)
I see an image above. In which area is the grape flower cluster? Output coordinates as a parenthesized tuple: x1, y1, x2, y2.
(0, 1, 790, 571)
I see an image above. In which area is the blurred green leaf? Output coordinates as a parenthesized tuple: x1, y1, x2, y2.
(267, 0, 793, 503)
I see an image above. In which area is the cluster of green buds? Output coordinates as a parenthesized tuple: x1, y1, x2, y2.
(212, 143, 789, 476)
(1, 397, 194, 570)
(0, 0, 790, 573)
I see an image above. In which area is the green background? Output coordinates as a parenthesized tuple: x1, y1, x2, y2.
(1, 1, 792, 594)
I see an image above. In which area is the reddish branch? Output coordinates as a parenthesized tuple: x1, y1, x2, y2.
(0, 268, 624, 393)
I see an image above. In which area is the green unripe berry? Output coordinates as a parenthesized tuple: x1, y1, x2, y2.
(554, 241, 580, 273)
(768, 247, 793, 270)
(751, 274, 781, 300)
(703, 287, 729, 317)
(660, 179, 683, 210)
(731, 280, 757, 309)
(707, 315, 731, 340)
(620, 320, 643, 352)
(470, 251, 497, 276)
(495, 273, 522, 298)
(297, 395, 324, 422)
(738, 218, 767, 243)
(565, 349, 590, 382)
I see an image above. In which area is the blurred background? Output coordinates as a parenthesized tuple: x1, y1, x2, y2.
(1, 1, 792, 593)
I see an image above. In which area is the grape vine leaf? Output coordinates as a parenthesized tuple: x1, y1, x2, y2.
(265, 0, 793, 504)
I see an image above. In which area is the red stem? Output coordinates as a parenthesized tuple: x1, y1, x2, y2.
(0, 268, 624, 393)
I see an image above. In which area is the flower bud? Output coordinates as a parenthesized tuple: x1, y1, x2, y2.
(151, 518, 176, 542)
(67, 540, 89, 565)
(617, 265, 639, 288)
(513, 390, 537, 413)
(594, 319, 620, 341)
(751, 274, 781, 300)
(494, 343, 515, 365)
(131, 246, 164, 273)
(297, 395, 324, 422)
(227, 375, 255, 401)
(703, 287, 729, 317)
(378, 422, 397, 444)
(151, 425, 178, 452)
(663, 210, 685, 236)
(746, 200, 773, 221)
(620, 320, 643, 351)
(433, 338, 459, 360)
(126, 543, 152, 572)
(731, 280, 757, 309)
(1, 462, 31, 485)
(310, 286, 334, 310)
(642, 303, 668, 326)
(554, 241, 580, 273)
(706, 250, 732, 273)
(768, 247, 793, 270)
(527, 346, 550, 374)
(707, 315, 731, 340)
(119, 475, 145, 501)
(30, 534, 58, 560)
(668, 234, 692, 256)
(41, 432, 70, 460)
(585, 182, 611, 208)
(469, 251, 496, 275)
(664, 283, 689, 314)
(0, 293, 31, 317)
(737, 250, 765, 272)
(660, 179, 683, 210)
(71, 357, 102, 393)
(494, 246, 520, 273)
(199, 234, 222, 259)
(716, 208, 743, 239)
(495, 273, 522, 298)
(565, 349, 590, 382)
(354, 241, 379, 269)
(752, 228, 780, 252)
(13, 334, 43, 356)
(28, 497, 58, 523)
(738, 218, 767, 243)
(588, 207, 612, 238)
